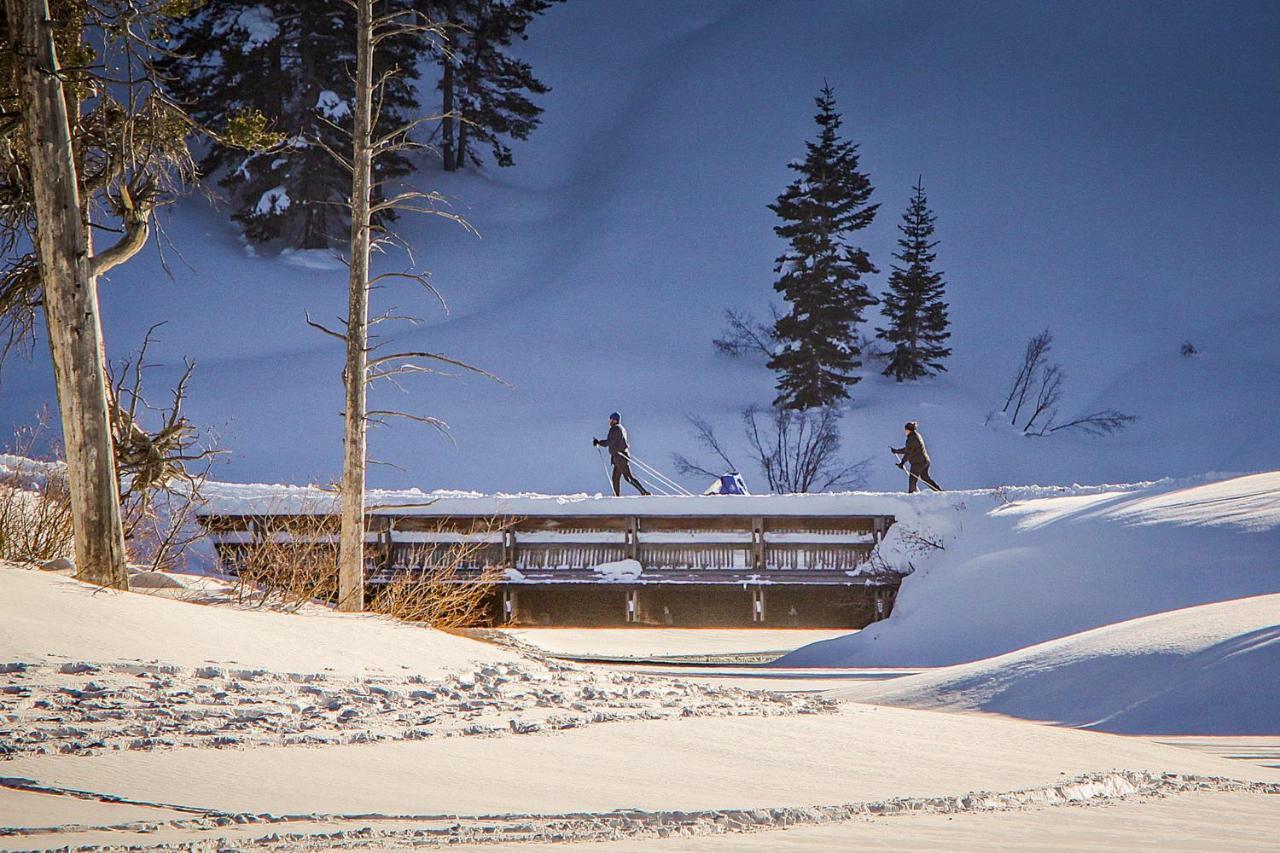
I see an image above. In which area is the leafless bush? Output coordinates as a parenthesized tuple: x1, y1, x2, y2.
(746, 406, 870, 493)
(224, 510, 341, 612)
(1039, 410, 1139, 437)
(713, 307, 780, 359)
(372, 562, 503, 629)
(223, 510, 507, 626)
(672, 416, 740, 479)
(370, 518, 509, 629)
(675, 406, 869, 493)
(1000, 328, 1137, 437)
(1002, 328, 1054, 426)
(895, 525, 946, 556)
(109, 326, 221, 572)
(0, 415, 73, 565)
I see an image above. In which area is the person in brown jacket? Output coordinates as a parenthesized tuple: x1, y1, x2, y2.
(892, 421, 942, 493)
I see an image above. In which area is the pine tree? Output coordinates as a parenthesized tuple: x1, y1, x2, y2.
(164, 1, 422, 249)
(425, 0, 559, 171)
(877, 178, 951, 380)
(767, 85, 879, 410)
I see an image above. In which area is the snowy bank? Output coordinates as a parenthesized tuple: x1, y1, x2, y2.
(780, 472, 1280, 667)
(830, 593, 1280, 735)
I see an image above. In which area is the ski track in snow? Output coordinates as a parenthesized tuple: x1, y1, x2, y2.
(4, 771, 1278, 850)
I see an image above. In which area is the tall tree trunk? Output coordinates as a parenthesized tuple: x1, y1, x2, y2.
(7, 0, 129, 589)
(337, 0, 374, 612)
(440, 0, 456, 171)
(455, 96, 468, 171)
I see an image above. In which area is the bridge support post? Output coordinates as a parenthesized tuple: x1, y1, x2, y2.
(751, 586, 766, 623)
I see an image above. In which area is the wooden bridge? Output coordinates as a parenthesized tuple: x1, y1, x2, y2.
(199, 492, 907, 628)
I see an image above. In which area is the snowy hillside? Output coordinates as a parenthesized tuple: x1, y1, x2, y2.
(780, 472, 1280, 667)
(830, 593, 1280, 735)
(2, 1, 1279, 496)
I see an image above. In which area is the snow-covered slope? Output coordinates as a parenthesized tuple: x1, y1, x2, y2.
(780, 472, 1280, 667)
(0, 563, 505, 678)
(2, 1, 1278, 496)
(830, 594, 1280, 735)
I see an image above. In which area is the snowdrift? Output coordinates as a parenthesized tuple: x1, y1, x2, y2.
(780, 472, 1280, 667)
(829, 593, 1280, 735)
(0, 562, 506, 678)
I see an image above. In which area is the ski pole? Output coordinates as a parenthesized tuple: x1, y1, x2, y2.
(596, 447, 615, 493)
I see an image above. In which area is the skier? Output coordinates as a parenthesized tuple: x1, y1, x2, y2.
(891, 421, 943, 493)
(593, 412, 650, 496)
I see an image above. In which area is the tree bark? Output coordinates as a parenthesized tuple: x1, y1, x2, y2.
(337, 0, 375, 612)
(7, 0, 129, 588)
(440, 0, 456, 171)
(455, 101, 468, 171)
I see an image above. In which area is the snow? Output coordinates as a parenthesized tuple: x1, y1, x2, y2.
(279, 247, 346, 270)
(315, 89, 351, 120)
(198, 476, 1039, 517)
(231, 6, 279, 50)
(593, 557, 643, 580)
(253, 185, 290, 216)
(499, 628, 853, 658)
(0, 563, 503, 679)
(779, 472, 1280, 668)
(5, 705, 1277, 848)
(830, 593, 1280, 735)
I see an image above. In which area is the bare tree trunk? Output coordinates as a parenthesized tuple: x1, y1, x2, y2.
(7, 0, 128, 589)
(337, 0, 374, 612)
(440, 0, 456, 171)
(455, 99, 468, 171)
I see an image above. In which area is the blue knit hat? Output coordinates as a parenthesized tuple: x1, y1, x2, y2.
(609, 411, 620, 421)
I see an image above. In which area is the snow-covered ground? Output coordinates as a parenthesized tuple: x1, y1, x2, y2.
(4, 529, 1280, 850)
(780, 471, 1280, 668)
(832, 594, 1280, 735)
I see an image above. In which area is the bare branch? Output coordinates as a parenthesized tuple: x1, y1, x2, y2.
(366, 351, 509, 386)
(304, 311, 349, 343)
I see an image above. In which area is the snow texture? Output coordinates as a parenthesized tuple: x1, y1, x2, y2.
(781, 472, 1280, 669)
(831, 593, 1280, 735)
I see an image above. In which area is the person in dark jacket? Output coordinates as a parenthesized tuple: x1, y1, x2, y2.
(594, 412, 650, 496)
(892, 421, 942, 493)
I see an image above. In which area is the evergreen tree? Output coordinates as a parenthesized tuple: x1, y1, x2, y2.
(767, 85, 879, 410)
(424, 0, 559, 171)
(877, 177, 951, 380)
(164, 1, 422, 249)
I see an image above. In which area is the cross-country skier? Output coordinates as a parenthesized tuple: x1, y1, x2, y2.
(891, 421, 943, 493)
(594, 412, 650, 496)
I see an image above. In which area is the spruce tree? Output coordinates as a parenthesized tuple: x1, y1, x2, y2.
(767, 85, 879, 410)
(877, 177, 951, 380)
(164, 0, 422, 249)
(425, 0, 559, 171)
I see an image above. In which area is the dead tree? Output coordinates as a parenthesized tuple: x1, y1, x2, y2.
(108, 324, 221, 570)
(1002, 328, 1053, 426)
(323, 1, 499, 612)
(744, 406, 869, 493)
(672, 416, 740, 479)
(712, 307, 780, 360)
(5, 0, 128, 587)
(999, 328, 1136, 437)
